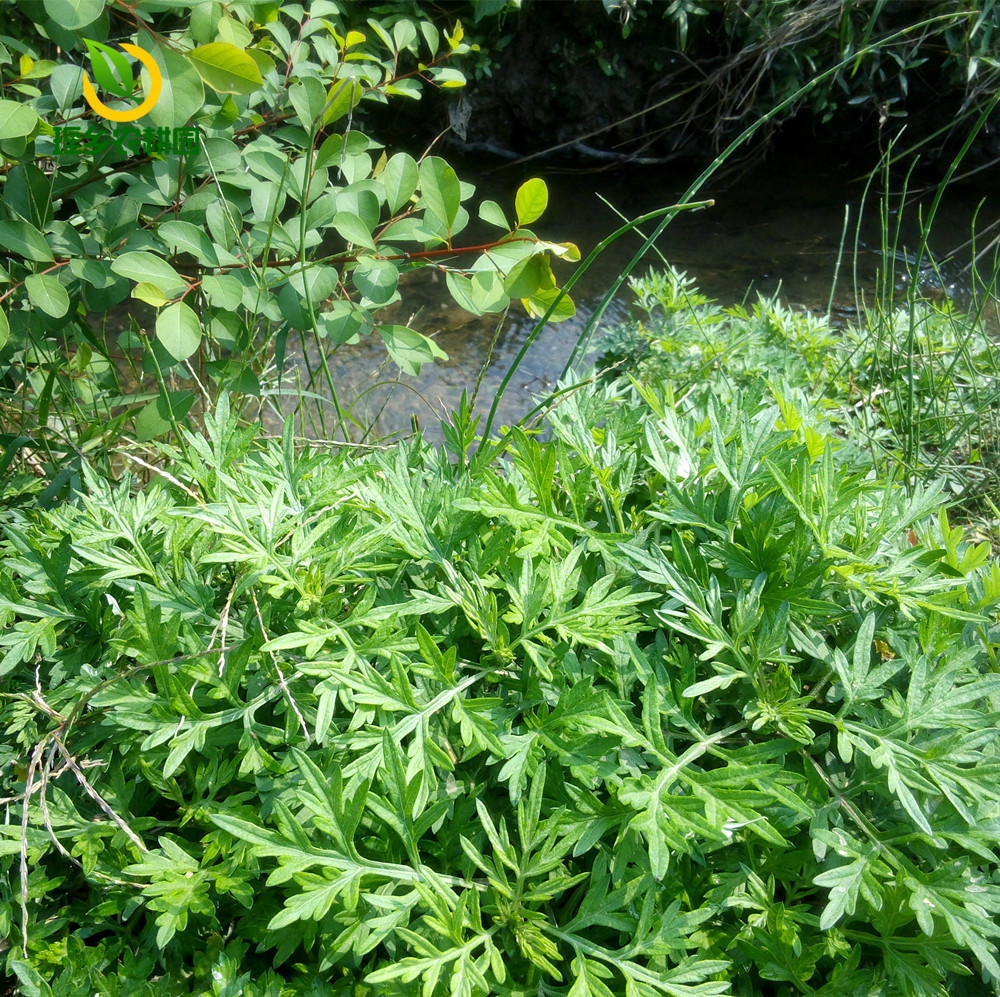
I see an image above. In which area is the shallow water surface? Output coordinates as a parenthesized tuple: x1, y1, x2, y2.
(270, 149, 999, 441)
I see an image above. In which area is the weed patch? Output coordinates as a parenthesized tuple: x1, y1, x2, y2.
(3, 372, 1000, 995)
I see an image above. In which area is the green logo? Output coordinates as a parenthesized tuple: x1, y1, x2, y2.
(83, 38, 135, 99)
(81, 37, 162, 122)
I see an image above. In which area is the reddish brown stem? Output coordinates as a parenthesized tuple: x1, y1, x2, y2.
(376, 236, 535, 261)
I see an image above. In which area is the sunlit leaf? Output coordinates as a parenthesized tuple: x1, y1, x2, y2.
(188, 42, 263, 95)
(515, 177, 548, 227)
(379, 323, 447, 375)
(324, 77, 364, 124)
(382, 152, 419, 213)
(156, 301, 201, 362)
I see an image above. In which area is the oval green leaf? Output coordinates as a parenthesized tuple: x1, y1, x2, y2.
(353, 257, 398, 305)
(201, 274, 244, 310)
(429, 67, 465, 88)
(317, 301, 366, 344)
(69, 258, 116, 288)
(25, 273, 70, 319)
(0, 100, 37, 141)
(479, 199, 510, 231)
(379, 324, 447, 376)
(49, 63, 84, 111)
(335, 186, 380, 230)
(323, 78, 364, 124)
(3, 163, 53, 228)
(246, 48, 276, 78)
(42, 0, 104, 30)
(217, 14, 253, 48)
(188, 42, 263, 95)
(522, 286, 576, 323)
(418, 156, 461, 231)
(0, 221, 53, 262)
(446, 270, 508, 316)
(0, 308, 9, 350)
(144, 45, 205, 128)
(111, 252, 186, 298)
(503, 254, 553, 299)
(515, 178, 548, 227)
(132, 281, 169, 307)
(381, 153, 419, 213)
(332, 211, 377, 251)
(289, 76, 327, 127)
(157, 219, 217, 264)
(155, 301, 201, 362)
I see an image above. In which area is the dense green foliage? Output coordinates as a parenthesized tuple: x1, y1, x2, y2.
(3, 2, 1000, 996)
(599, 267, 1000, 506)
(0, 0, 576, 493)
(4, 276, 1000, 993)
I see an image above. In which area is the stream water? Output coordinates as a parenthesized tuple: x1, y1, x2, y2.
(271, 146, 999, 443)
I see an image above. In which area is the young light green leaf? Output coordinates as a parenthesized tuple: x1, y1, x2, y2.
(522, 286, 576, 322)
(216, 14, 253, 48)
(479, 199, 510, 231)
(156, 301, 201, 362)
(515, 177, 548, 227)
(132, 281, 169, 307)
(188, 42, 262, 95)
(324, 77, 364, 124)
(429, 67, 466, 88)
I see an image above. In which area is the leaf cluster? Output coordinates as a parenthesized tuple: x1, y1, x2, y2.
(0, 0, 578, 453)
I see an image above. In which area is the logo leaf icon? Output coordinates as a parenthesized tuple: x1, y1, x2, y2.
(83, 39, 134, 99)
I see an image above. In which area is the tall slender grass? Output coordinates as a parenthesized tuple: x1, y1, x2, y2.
(841, 108, 1000, 507)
